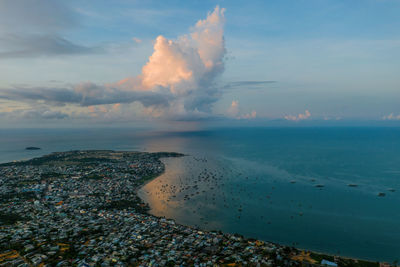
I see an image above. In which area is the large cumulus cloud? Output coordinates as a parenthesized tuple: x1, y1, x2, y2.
(0, 6, 226, 120)
(118, 5, 226, 118)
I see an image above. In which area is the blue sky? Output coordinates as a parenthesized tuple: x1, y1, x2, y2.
(0, 0, 399, 127)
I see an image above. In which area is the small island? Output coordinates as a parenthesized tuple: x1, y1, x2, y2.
(25, 147, 41, 150)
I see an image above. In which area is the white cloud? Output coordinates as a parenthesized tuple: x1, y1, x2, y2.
(284, 110, 311, 121)
(240, 111, 257, 119)
(383, 113, 400, 120)
(132, 37, 142, 44)
(227, 100, 257, 119)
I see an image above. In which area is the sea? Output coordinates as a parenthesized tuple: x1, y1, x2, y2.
(1, 127, 399, 262)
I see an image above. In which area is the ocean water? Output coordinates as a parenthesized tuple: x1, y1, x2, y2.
(1, 127, 400, 261)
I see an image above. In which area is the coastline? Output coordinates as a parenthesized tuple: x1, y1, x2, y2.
(135, 156, 183, 210)
(0, 150, 389, 266)
(136, 153, 387, 266)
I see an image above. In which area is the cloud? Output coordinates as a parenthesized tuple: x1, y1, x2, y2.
(40, 110, 69, 119)
(132, 37, 142, 44)
(86, 103, 122, 118)
(0, 6, 226, 120)
(222, 81, 277, 90)
(0, 0, 100, 58)
(240, 111, 257, 119)
(284, 110, 311, 121)
(382, 113, 400, 120)
(227, 100, 257, 119)
(117, 6, 226, 117)
(228, 100, 240, 117)
(0, 107, 69, 120)
(0, 83, 170, 107)
(0, 34, 101, 58)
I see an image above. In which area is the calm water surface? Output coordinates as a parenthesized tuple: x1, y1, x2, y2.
(1, 127, 400, 261)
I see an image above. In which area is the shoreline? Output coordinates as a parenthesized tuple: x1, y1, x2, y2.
(0, 150, 389, 266)
(136, 153, 389, 266)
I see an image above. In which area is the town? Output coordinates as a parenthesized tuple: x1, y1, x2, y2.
(0, 150, 386, 266)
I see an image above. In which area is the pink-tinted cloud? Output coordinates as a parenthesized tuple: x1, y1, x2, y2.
(228, 100, 239, 117)
(141, 35, 196, 90)
(118, 6, 226, 117)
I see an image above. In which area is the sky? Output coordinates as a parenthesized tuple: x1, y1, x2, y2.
(0, 0, 399, 127)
